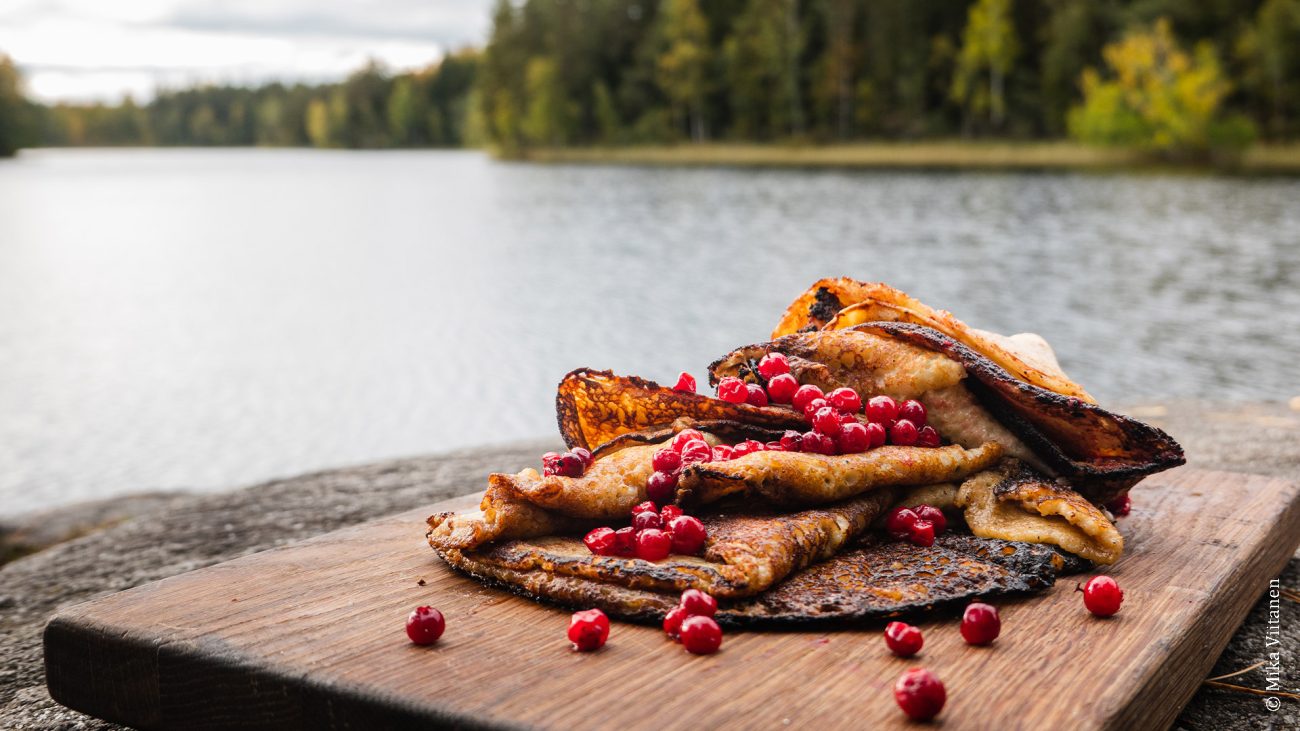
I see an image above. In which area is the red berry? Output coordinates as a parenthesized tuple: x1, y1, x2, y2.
(552, 452, 585, 477)
(802, 430, 837, 455)
(1107, 495, 1132, 517)
(652, 448, 681, 473)
(765, 441, 785, 451)
(711, 445, 735, 462)
(668, 515, 708, 554)
(827, 387, 862, 414)
(633, 500, 658, 515)
(632, 510, 663, 531)
(612, 526, 637, 556)
(745, 383, 769, 407)
(406, 606, 446, 645)
(866, 395, 899, 423)
(889, 419, 919, 446)
(960, 602, 1001, 645)
(866, 421, 887, 448)
(733, 439, 765, 458)
(568, 608, 609, 651)
(646, 470, 679, 503)
(661, 504, 683, 522)
(679, 589, 718, 617)
(884, 506, 920, 540)
(673, 372, 696, 393)
(812, 406, 843, 437)
(571, 447, 593, 467)
(792, 384, 825, 413)
(670, 429, 705, 451)
(908, 519, 935, 547)
(837, 421, 870, 453)
(1081, 575, 1124, 617)
(663, 606, 688, 639)
(583, 526, 617, 555)
(898, 399, 927, 425)
(679, 439, 712, 466)
(717, 377, 749, 404)
(914, 505, 947, 534)
(635, 528, 672, 561)
(679, 615, 723, 655)
(883, 621, 923, 657)
(779, 430, 803, 452)
(766, 373, 799, 404)
(916, 425, 942, 448)
(757, 352, 791, 379)
(541, 451, 562, 475)
(893, 668, 945, 721)
(802, 397, 830, 421)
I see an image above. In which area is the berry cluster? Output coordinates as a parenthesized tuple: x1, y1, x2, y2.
(583, 499, 708, 561)
(541, 447, 592, 477)
(883, 503, 949, 547)
(662, 589, 723, 655)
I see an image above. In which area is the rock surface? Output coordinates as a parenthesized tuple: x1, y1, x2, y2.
(1, 402, 1298, 729)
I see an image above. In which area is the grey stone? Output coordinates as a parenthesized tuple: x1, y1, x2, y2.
(1, 403, 1297, 729)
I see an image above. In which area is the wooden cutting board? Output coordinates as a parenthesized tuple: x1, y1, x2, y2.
(45, 467, 1299, 731)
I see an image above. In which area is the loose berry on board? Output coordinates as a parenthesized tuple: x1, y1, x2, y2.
(406, 606, 446, 645)
(568, 609, 610, 652)
(679, 589, 718, 617)
(960, 602, 1001, 645)
(883, 621, 923, 658)
(679, 615, 723, 655)
(663, 606, 688, 639)
(893, 668, 946, 721)
(1081, 576, 1124, 617)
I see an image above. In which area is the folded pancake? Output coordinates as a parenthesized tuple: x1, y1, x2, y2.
(556, 368, 805, 451)
(956, 460, 1123, 564)
(678, 442, 1004, 505)
(437, 490, 896, 599)
(708, 325, 1183, 504)
(772, 278, 1095, 402)
(440, 530, 1069, 626)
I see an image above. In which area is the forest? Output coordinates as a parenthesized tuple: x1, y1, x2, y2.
(1, 0, 1299, 157)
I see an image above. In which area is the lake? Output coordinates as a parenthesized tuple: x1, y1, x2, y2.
(1, 148, 1297, 516)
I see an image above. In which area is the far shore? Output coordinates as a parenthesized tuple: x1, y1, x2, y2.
(512, 141, 1300, 174)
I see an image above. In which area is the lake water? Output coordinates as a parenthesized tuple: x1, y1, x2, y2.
(1, 148, 1297, 515)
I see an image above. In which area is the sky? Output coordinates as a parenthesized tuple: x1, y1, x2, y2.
(0, 0, 494, 103)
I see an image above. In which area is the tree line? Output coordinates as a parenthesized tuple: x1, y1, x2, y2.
(2, 0, 1299, 158)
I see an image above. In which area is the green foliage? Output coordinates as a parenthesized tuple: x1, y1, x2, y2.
(1068, 18, 1255, 152)
(1235, 0, 1300, 138)
(655, 0, 712, 141)
(0, 55, 37, 155)
(951, 0, 1019, 129)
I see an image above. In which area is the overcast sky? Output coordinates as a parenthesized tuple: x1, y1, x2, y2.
(0, 0, 493, 103)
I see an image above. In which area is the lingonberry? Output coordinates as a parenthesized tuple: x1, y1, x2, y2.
(660, 504, 683, 523)
(961, 602, 1001, 646)
(916, 425, 942, 448)
(883, 621, 923, 658)
(583, 526, 617, 555)
(568, 609, 609, 652)
(668, 515, 708, 555)
(646, 470, 679, 503)
(652, 448, 682, 473)
(827, 387, 862, 414)
(406, 606, 446, 645)
(780, 430, 803, 452)
(866, 421, 888, 448)
(837, 421, 870, 453)
(745, 383, 769, 407)
(679, 438, 713, 466)
(757, 352, 792, 379)
(553, 452, 585, 477)
(679, 615, 723, 655)
(1107, 495, 1132, 517)
(679, 589, 718, 617)
(893, 668, 946, 721)
(812, 406, 843, 437)
(632, 510, 663, 531)
(731, 441, 755, 458)
(571, 447, 593, 467)
(802, 397, 830, 422)
(635, 528, 673, 561)
(1081, 575, 1124, 617)
(663, 606, 688, 639)
(792, 384, 826, 414)
(670, 429, 705, 451)
(717, 377, 749, 404)
(633, 500, 658, 515)
(766, 373, 799, 404)
(914, 505, 947, 534)
(866, 395, 900, 423)
(884, 506, 920, 540)
(802, 430, 837, 455)
(898, 399, 927, 425)
(541, 451, 562, 474)
(890, 419, 919, 446)
(673, 372, 697, 393)
(711, 445, 735, 462)
(612, 526, 637, 556)
(908, 519, 935, 547)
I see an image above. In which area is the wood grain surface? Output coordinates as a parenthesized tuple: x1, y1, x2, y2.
(44, 467, 1300, 731)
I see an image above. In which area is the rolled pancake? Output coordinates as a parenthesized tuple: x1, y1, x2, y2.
(439, 532, 1069, 627)
(957, 461, 1124, 565)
